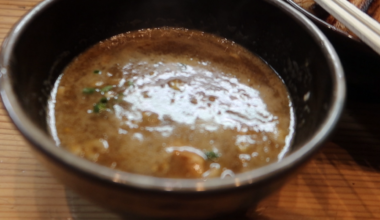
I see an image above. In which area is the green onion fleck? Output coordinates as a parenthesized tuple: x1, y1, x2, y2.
(128, 81, 134, 86)
(93, 70, 101, 74)
(205, 151, 220, 161)
(93, 103, 107, 113)
(93, 104, 100, 113)
(117, 93, 124, 102)
(100, 97, 108, 103)
(101, 85, 113, 93)
(82, 87, 96, 94)
(178, 63, 187, 69)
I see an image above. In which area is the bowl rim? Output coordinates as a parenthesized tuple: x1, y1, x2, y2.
(0, 0, 345, 192)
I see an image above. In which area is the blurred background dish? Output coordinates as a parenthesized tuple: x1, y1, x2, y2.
(291, 0, 380, 38)
(287, 0, 380, 104)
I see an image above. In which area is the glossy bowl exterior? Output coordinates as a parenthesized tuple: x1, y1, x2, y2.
(0, 0, 345, 219)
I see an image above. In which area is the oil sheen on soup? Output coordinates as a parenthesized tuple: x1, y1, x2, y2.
(48, 28, 294, 179)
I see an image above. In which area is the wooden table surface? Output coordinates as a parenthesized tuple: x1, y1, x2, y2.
(1, 0, 380, 219)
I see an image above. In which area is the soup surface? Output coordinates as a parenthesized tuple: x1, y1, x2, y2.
(48, 28, 294, 179)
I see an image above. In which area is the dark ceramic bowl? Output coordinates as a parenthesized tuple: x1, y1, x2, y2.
(0, 0, 345, 219)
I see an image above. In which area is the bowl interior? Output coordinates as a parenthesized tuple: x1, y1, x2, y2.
(1, 0, 343, 187)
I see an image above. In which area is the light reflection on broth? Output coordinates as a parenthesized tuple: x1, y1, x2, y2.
(48, 28, 294, 179)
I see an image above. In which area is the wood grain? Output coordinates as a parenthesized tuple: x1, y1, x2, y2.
(1, 1, 380, 219)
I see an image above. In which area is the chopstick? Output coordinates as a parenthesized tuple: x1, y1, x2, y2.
(315, 0, 380, 55)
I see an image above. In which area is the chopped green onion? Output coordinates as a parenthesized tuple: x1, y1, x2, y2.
(93, 97, 109, 113)
(93, 104, 100, 113)
(93, 70, 101, 74)
(205, 151, 220, 160)
(127, 81, 134, 86)
(82, 87, 96, 94)
(178, 63, 187, 69)
(93, 103, 107, 113)
(116, 93, 124, 102)
(101, 85, 113, 93)
(100, 97, 108, 103)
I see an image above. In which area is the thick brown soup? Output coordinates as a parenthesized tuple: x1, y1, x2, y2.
(48, 28, 294, 179)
